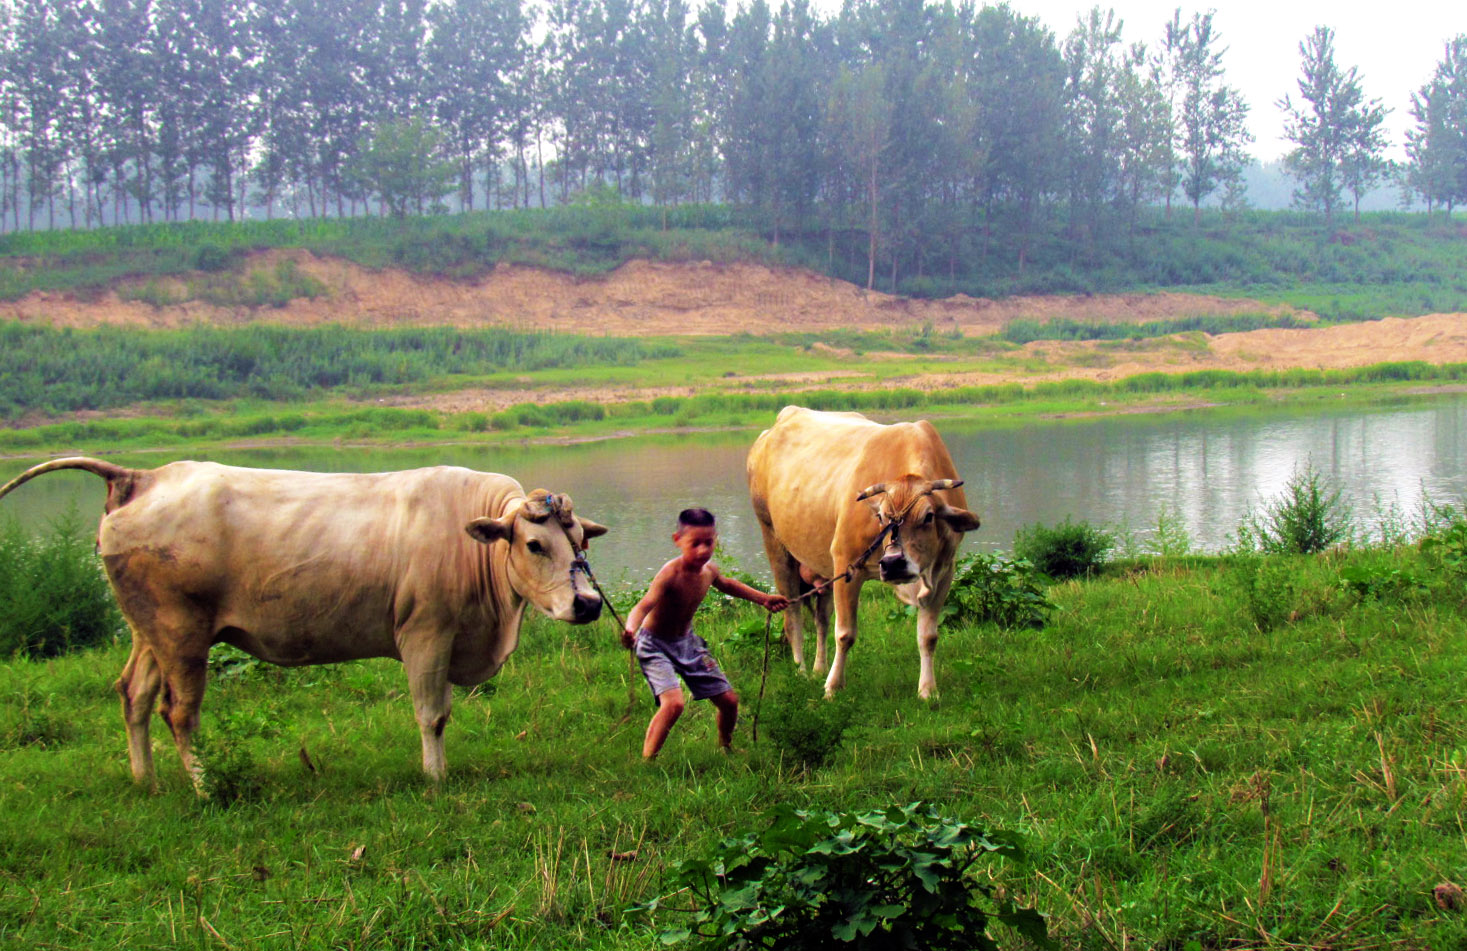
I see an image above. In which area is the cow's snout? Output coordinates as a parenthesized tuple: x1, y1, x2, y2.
(879, 552, 917, 582)
(571, 592, 603, 624)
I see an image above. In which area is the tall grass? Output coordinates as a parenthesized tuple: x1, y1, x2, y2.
(0, 324, 655, 420)
(1001, 311, 1315, 343)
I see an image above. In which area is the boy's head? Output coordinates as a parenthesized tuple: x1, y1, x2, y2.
(673, 508, 717, 567)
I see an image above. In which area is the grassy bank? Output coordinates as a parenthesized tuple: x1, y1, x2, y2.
(2, 363, 1463, 458)
(2, 527, 1466, 948)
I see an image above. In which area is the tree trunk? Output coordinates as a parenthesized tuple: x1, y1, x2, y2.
(866, 163, 878, 291)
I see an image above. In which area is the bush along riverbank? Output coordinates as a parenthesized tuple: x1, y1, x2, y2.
(2, 473, 1466, 948)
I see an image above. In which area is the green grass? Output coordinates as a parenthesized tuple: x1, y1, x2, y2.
(3, 537, 1466, 948)
(1, 364, 1461, 457)
(0, 323, 659, 421)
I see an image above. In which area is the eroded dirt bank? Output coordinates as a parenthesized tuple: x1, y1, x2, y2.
(1, 250, 1305, 335)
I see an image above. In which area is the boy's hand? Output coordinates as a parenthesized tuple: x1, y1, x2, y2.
(621, 627, 636, 650)
(764, 594, 790, 613)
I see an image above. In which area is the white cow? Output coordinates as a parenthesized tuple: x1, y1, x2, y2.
(0, 457, 608, 784)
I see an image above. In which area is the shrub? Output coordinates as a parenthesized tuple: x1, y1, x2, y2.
(1013, 517, 1114, 579)
(943, 552, 1056, 629)
(1147, 504, 1193, 557)
(194, 707, 280, 804)
(1237, 463, 1352, 555)
(192, 243, 232, 272)
(0, 510, 122, 657)
(1338, 556, 1430, 603)
(1421, 516, 1467, 575)
(758, 669, 855, 773)
(1235, 556, 1302, 631)
(637, 802, 1049, 950)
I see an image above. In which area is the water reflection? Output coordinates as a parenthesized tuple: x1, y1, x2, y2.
(5, 397, 1466, 584)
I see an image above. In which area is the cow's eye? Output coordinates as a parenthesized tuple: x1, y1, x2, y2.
(923, 511, 934, 525)
(526, 539, 546, 555)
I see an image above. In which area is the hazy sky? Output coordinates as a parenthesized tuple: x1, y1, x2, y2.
(1009, 1, 1467, 161)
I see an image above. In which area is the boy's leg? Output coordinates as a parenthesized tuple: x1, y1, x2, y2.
(643, 689, 686, 759)
(708, 689, 739, 749)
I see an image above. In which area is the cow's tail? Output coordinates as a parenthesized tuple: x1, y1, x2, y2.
(0, 457, 132, 503)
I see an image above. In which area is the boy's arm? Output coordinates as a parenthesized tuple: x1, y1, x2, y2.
(623, 591, 653, 648)
(710, 566, 790, 613)
(623, 567, 668, 647)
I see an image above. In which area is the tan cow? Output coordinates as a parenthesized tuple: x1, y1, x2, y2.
(0, 457, 608, 786)
(747, 407, 980, 698)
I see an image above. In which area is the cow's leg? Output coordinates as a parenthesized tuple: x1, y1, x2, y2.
(822, 577, 863, 697)
(114, 638, 163, 785)
(754, 522, 805, 669)
(811, 588, 832, 675)
(116, 604, 213, 792)
(152, 636, 212, 792)
(400, 632, 454, 781)
(915, 572, 955, 700)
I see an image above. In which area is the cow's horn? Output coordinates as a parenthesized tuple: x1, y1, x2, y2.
(856, 483, 889, 501)
(925, 479, 964, 493)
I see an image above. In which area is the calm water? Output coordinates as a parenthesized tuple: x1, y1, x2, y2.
(5, 396, 1466, 585)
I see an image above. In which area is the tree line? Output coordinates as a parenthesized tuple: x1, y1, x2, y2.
(2, 0, 1466, 287)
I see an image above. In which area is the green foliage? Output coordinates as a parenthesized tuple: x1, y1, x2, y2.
(1147, 505, 1194, 557)
(349, 118, 456, 218)
(1013, 518, 1114, 579)
(640, 802, 1048, 950)
(0, 323, 646, 419)
(192, 243, 233, 272)
(1420, 515, 1467, 575)
(1236, 463, 1353, 554)
(1338, 556, 1430, 603)
(1002, 312, 1312, 344)
(0, 510, 121, 657)
(759, 670, 855, 774)
(2, 209, 1467, 324)
(194, 707, 281, 804)
(943, 552, 1056, 630)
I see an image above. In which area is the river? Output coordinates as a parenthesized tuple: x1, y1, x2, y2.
(5, 395, 1466, 585)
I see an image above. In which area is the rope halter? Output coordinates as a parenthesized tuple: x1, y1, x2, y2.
(851, 478, 965, 572)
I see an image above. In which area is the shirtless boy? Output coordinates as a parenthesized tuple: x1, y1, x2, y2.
(622, 508, 789, 758)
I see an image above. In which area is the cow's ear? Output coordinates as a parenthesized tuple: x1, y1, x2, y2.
(937, 505, 981, 533)
(466, 516, 514, 544)
(578, 516, 609, 540)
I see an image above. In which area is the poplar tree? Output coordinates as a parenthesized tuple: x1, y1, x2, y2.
(1154, 9, 1251, 223)
(1277, 25, 1386, 227)
(1405, 35, 1467, 216)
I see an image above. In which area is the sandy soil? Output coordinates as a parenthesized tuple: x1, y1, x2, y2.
(6, 250, 1467, 413)
(0, 249, 1306, 334)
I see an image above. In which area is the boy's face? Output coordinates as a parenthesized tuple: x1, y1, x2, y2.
(674, 524, 717, 568)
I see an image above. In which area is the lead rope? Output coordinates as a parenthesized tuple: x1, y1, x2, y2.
(569, 552, 641, 723)
(540, 493, 642, 723)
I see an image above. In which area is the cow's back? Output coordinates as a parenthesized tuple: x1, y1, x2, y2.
(748, 407, 963, 569)
(98, 463, 521, 663)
